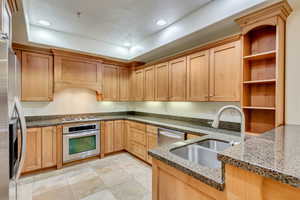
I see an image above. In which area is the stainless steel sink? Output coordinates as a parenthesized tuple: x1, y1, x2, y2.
(170, 139, 232, 169)
(196, 139, 232, 151)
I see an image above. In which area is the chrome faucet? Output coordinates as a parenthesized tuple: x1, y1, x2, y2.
(212, 105, 246, 142)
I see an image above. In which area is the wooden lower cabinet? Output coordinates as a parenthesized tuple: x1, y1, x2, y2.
(146, 133, 157, 164)
(104, 121, 114, 154)
(114, 120, 125, 151)
(186, 132, 206, 140)
(104, 120, 125, 154)
(152, 158, 225, 200)
(225, 164, 300, 200)
(22, 126, 57, 173)
(41, 126, 57, 168)
(130, 141, 147, 160)
(22, 128, 42, 173)
(124, 120, 130, 151)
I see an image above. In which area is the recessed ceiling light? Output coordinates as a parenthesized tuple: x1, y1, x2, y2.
(156, 19, 167, 26)
(124, 42, 131, 47)
(38, 20, 51, 26)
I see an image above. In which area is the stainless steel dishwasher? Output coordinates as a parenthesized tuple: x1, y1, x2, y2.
(158, 128, 186, 146)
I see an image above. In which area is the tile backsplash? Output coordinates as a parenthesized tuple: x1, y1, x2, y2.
(22, 88, 241, 122)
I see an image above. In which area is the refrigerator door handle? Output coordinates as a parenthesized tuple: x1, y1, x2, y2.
(14, 97, 27, 180)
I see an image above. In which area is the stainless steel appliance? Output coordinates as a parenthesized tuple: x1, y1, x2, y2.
(171, 139, 233, 169)
(1, 0, 27, 199)
(158, 128, 185, 146)
(63, 123, 100, 162)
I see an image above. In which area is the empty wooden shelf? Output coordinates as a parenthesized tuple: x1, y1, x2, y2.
(237, 1, 291, 134)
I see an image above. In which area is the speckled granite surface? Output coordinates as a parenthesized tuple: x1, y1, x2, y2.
(26, 113, 240, 137)
(218, 125, 300, 188)
(149, 133, 240, 190)
(25, 112, 243, 190)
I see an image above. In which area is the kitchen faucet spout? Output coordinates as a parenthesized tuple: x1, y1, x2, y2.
(212, 105, 246, 141)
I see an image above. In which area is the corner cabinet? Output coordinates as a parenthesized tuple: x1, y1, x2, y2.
(134, 69, 145, 101)
(209, 41, 241, 102)
(119, 67, 130, 101)
(103, 120, 125, 154)
(21, 52, 54, 101)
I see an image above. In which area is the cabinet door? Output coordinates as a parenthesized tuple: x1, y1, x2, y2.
(147, 133, 158, 164)
(187, 51, 209, 101)
(155, 62, 169, 101)
(54, 55, 102, 93)
(124, 121, 131, 151)
(104, 121, 114, 154)
(42, 126, 57, 168)
(21, 52, 53, 101)
(103, 64, 119, 101)
(144, 66, 155, 101)
(119, 67, 130, 101)
(209, 41, 241, 101)
(169, 57, 187, 101)
(22, 128, 42, 173)
(135, 69, 144, 101)
(114, 120, 124, 151)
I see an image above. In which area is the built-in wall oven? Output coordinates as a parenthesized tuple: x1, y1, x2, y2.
(63, 123, 100, 163)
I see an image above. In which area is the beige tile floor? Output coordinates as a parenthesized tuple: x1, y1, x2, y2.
(17, 153, 152, 200)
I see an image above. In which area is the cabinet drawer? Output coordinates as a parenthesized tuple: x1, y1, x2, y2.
(186, 133, 205, 140)
(146, 125, 158, 134)
(131, 142, 146, 160)
(130, 121, 146, 131)
(131, 128, 146, 145)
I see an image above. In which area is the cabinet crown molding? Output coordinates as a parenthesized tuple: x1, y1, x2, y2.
(235, 0, 292, 29)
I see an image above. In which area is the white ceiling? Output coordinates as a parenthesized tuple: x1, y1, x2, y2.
(27, 0, 211, 47)
(14, 0, 280, 61)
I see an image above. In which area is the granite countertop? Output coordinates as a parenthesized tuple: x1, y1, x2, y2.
(26, 114, 240, 137)
(28, 114, 300, 189)
(149, 132, 240, 191)
(25, 112, 243, 190)
(218, 125, 300, 188)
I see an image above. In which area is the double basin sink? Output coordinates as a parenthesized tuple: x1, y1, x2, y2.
(170, 139, 236, 168)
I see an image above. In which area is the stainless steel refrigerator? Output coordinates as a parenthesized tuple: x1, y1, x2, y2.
(0, 12, 27, 200)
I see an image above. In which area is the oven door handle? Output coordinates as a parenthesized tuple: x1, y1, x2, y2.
(64, 131, 99, 139)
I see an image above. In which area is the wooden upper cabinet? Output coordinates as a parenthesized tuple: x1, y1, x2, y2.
(169, 57, 187, 101)
(209, 41, 241, 101)
(144, 66, 155, 101)
(22, 128, 42, 173)
(114, 120, 124, 151)
(155, 62, 169, 101)
(21, 52, 53, 101)
(187, 51, 209, 101)
(41, 126, 57, 168)
(104, 121, 114, 154)
(119, 67, 130, 101)
(53, 53, 102, 94)
(134, 69, 144, 101)
(102, 64, 119, 101)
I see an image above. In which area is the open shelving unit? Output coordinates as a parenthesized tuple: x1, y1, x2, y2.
(236, 1, 292, 134)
